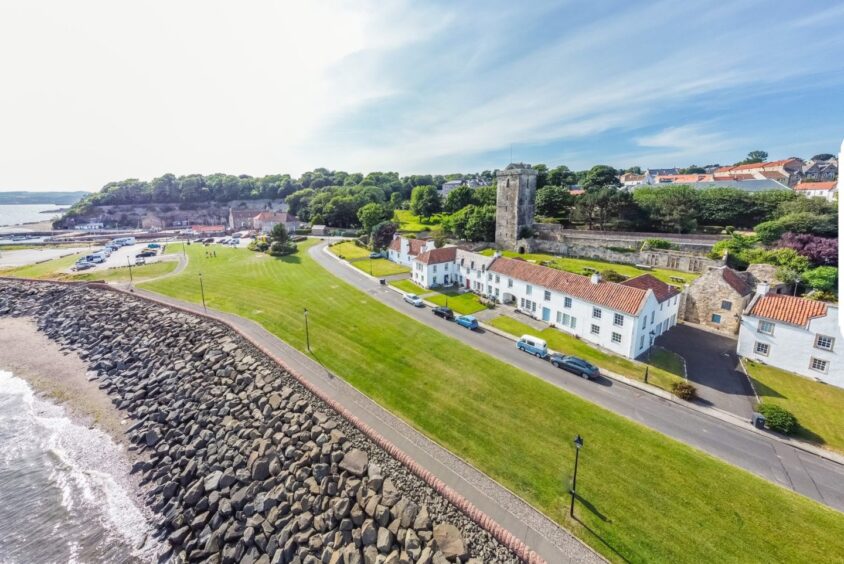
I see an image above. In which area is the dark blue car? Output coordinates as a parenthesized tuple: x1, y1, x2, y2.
(549, 353, 599, 379)
(455, 315, 479, 330)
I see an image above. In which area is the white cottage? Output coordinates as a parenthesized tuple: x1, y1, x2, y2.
(738, 289, 841, 387)
(412, 247, 458, 288)
(387, 236, 435, 267)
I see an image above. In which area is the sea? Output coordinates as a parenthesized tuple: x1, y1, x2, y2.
(0, 371, 158, 563)
(0, 204, 62, 227)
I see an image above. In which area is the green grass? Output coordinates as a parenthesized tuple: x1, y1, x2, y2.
(140, 242, 844, 563)
(489, 316, 684, 391)
(389, 279, 428, 295)
(478, 249, 698, 286)
(350, 258, 410, 277)
(328, 241, 371, 260)
(0, 251, 89, 279)
(648, 347, 685, 377)
(393, 210, 443, 233)
(426, 291, 488, 315)
(68, 260, 178, 283)
(745, 360, 844, 454)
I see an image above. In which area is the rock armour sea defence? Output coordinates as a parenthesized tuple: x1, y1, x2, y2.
(0, 281, 521, 564)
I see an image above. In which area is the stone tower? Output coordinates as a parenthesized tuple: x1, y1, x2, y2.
(495, 163, 537, 249)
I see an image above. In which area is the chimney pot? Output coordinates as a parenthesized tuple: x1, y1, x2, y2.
(590, 272, 601, 284)
(756, 281, 770, 296)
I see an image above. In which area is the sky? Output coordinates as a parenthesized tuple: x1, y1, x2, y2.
(1, 0, 843, 192)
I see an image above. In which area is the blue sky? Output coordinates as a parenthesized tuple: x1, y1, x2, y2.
(0, 0, 842, 190)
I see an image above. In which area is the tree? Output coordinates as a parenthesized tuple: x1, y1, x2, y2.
(409, 185, 441, 219)
(811, 153, 834, 161)
(580, 165, 621, 191)
(777, 233, 838, 266)
(443, 185, 476, 213)
(624, 166, 643, 175)
(755, 212, 837, 244)
(370, 221, 398, 250)
(444, 205, 495, 241)
(388, 191, 404, 209)
(535, 185, 574, 217)
(802, 266, 838, 293)
(473, 184, 497, 206)
(633, 185, 699, 233)
(697, 188, 753, 227)
(533, 164, 549, 189)
(269, 222, 290, 244)
(679, 165, 706, 174)
(357, 202, 389, 234)
(736, 150, 768, 165)
(548, 165, 578, 187)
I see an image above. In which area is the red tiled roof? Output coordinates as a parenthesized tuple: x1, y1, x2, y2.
(721, 268, 751, 296)
(620, 274, 680, 303)
(416, 246, 457, 265)
(656, 174, 713, 183)
(716, 159, 800, 173)
(191, 225, 225, 233)
(388, 238, 401, 251)
(749, 294, 828, 327)
(408, 239, 428, 256)
(569, 189, 585, 196)
(794, 181, 836, 191)
(489, 257, 648, 315)
(759, 170, 788, 180)
(254, 211, 297, 222)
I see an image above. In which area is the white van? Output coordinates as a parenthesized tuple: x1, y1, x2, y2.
(517, 335, 548, 358)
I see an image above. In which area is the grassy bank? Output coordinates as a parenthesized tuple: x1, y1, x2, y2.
(393, 210, 443, 233)
(141, 242, 844, 563)
(68, 260, 178, 283)
(745, 360, 844, 453)
(0, 251, 88, 278)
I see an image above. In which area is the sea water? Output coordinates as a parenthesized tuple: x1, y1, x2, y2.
(0, 371, 158, 563)
(0, 204, 61, 227)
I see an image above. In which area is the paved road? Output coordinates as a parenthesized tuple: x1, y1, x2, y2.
(656, 325, 755, 418)
(310, 241, 844, 514)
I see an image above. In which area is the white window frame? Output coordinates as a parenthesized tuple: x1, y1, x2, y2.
(810, 357, 829, 374)
(815, 334, 835, 351)
(564, 296, 572, 308)
(754, 342, 770, 356)
(758, 320, 775, 335)
(593, 307, 602, 319)
(613, 313, 623, 326)
(590, 324, 600, 335)
(611, 332, 622, 344)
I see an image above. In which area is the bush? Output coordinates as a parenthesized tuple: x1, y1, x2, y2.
(268, 241, 298, 256)
(757, 403, 798, 434)
(600, 269, 628, 282)
(642, 238, 675, 250)
(607, 246, 636, 253)
(248, 240, 269, 252)
(671, 382, 697, 401)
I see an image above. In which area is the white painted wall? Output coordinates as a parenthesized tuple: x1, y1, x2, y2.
(738, 306, 842, 388)
(412, 260, 456, 288)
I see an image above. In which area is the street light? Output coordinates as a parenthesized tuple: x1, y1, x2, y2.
(198, 273, 207, 313)
(126, 255, 134, 288)
(303, 308, 311, 352)
(570, 434, 584, 517)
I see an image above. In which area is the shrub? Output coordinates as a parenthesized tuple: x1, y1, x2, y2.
(518, 226, 535, 240)
(671, 382, 697, 401)
(642, 238, 675, 250)
(600, 269, 628, 282)
(268, 241, 298, 256)
(248, 240, 269, 252)
(607, 246, 635, 253)
(757, 403, 797, 434)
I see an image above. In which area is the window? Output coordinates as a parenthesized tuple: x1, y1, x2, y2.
(495, 275, 500, 283)
(590, 324, 600, 335)
(815, 335, 835, 351)
(470, 261, 475, 270)
(613, 313, 623, 326)
(642, 316, 647, 329)
(721, 300, 732, 311)
(487, 273, 492, 281)
(526, 284, 532, 295)
(639, 335, 645, 349)
(508, 278, 513, 288)
(810, 358, 829, 373)
(758, 320, 775, 335)
(570, 316, 577, 329)
(592, 307, 602, 319)
(564, 297, 572, 308)
(754, 342, 770, 356)
(711, 313, 721, 324)
(544, 290, 551, 301)
(650, 311, 655, 325)
(433, 265, 437, 272)
(494, 288, 499, 296)
(612, 332, 622, 344)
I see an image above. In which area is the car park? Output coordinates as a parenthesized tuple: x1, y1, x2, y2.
(71, 261, 94, 271)
(403, 293, 424, 307)
(516, 335, 548, 358)
(432, 306, 454, 320)
(549, 353, 599, 379)
(455, 315, 479, 330)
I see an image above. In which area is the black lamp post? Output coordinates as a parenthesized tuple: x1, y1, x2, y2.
(126, 255, 134, 287)
(304, 308, 311, 352)
(198, 273, 207, 313)
(570, 434, 584, 517)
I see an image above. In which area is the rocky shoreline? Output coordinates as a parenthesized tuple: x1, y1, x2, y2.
(0, 280, 522, 564)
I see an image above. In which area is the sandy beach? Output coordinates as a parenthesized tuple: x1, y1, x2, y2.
(0, 316, 131, 446)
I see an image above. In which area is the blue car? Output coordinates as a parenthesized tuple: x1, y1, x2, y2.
(455, 315, 479, 330)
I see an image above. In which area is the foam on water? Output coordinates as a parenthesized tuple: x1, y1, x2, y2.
(0, 370, 159, 563)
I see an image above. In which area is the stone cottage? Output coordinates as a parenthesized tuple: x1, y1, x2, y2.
(683, 266, 753, 335)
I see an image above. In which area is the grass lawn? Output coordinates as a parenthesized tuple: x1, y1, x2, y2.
(0, 251, 89, 279)
(68, 260, 178, 283)
(389, 279, 428, 295)
(648, 346, 686, 377)
(140, 242, 844, 563)
(745, 360, 844, 454)
(350, 258, 409, 277)
(393, 210, 443, 233)
(328, 241, 371, 260)
(426, 291, 488, 315)
(489, 316, 684, 392)
(478, 249, 698, 286)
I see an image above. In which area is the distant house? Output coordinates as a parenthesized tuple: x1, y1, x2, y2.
(439, 177, 489, 197)
(646, 168, 680, 177)
(683, 266, 753, 335)
(793, 180, 837, 202)
(619, 172, 649, 188)
(387, 236, 435, 266)
(744, 263, 790, 295)
(253, 211, 299, 234)
(738, 290, 841, 387)
(141, 215, 165, 230)
(714, 158, 804, 186)
(189, 224, 226, 236)
(412, 246, 458, 288)
(682, 179, 791, 192)
(229, 208, 258, 231)
(654, 173, 714, 184)
(801, 159, 837, 182)
(311, 225, 328, 236)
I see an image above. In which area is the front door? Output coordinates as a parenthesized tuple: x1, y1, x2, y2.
(542, 307, 551, 322)
(466, 279, 470, 289)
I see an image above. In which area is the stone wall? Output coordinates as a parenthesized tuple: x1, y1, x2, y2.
(682, 269, 750, 335)
(0, 281, 522, 564)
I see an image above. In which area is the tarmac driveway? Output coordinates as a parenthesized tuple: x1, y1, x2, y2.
(655, 324, 756, 418)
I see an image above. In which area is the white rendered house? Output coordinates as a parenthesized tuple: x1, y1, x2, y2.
(411, 247, 458, 288)
(738, 288, 841, 388)
(387, 236, 435, 267)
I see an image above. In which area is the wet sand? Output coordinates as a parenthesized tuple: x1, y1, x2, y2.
(0, 316, 131, 446)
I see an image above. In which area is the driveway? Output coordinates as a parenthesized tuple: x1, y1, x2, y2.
(654, 324, 755, 418)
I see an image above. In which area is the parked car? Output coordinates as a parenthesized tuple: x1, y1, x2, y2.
(516, 335, 548, 358)
(135, 256, 146, 265)
(455, 315, 479, 330)
(147, 243, 161, 249)
(369, 251, 381, 259)
(72, 261, 94, 271)
(549, 353, 599, 379)
(432, 306, 454, 320)
(403, 293, 424, 307)
(136, 249, 157, 257)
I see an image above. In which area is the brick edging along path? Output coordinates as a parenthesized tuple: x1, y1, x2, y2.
(1, 277, 547, 563)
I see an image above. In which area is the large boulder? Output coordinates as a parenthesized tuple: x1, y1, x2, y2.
(433, 524, 467, 560)
(339, 448, 369, 477)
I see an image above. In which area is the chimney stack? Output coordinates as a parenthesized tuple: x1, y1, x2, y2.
(590, 272, 601, 284)
(756, 281, 770, 296)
